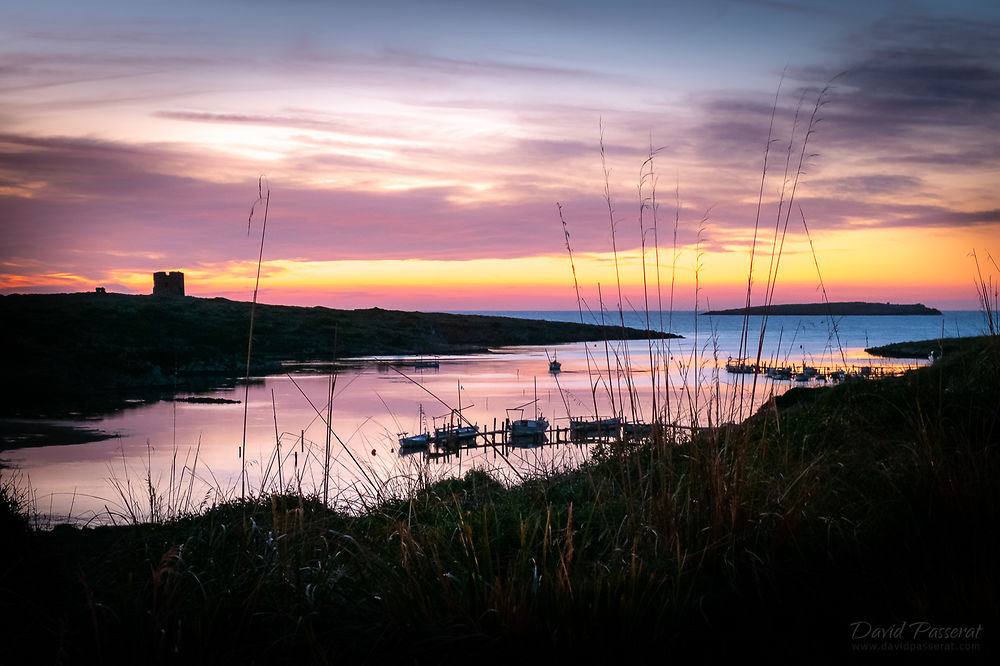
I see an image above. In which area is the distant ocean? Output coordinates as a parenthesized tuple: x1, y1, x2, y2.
(455, 310, 989, 363)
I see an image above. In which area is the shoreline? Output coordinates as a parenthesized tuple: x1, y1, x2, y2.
(864, 336, 985, 359)
(0, 292, 677, 418)
(0, 420, 118, 453)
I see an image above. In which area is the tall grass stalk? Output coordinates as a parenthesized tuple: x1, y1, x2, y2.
(638, 145, 660, 423)
(324, 362, 335, 504)
(800, 207, 848, 368)
(596, 284, 619, 418)
(736, 72, 784, 415)
(0, 467, 33, 531)
(600, 122, 639, 424)
(663, 179, 681, 425)
(241, 177, 270, 499)
(646, 140, 670, 427)
(748, 84, 832, 412)
(972, 249, 998, 335)
(558, 202, 601, 420)
(690, 218, 708, 426)
(103, 436, 224, 525)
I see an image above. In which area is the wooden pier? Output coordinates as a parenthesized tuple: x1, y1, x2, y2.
(398, 359, 928, 459)
(724, 359, 924, 381)
(401, 416, 690, 460)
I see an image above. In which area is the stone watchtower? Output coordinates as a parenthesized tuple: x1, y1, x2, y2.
(153, 271, 185, 296)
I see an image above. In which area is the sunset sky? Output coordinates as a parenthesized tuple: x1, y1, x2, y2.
(1, 0, 997, 312)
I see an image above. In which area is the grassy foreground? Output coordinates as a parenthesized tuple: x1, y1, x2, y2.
(1, 337, 997, 663)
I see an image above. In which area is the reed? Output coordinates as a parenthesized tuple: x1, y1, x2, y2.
(600, 122, 639, 425)
(972, 249, 998, 335)
(241, 177, 270, 499)
(0, 467, 32, 533)
(102, 436, 227, 525)
(558, 202, 602, 420)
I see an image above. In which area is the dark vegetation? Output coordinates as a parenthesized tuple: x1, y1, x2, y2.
(865, 335, 984, 359)
(2, 335, 996, 663)
(0, 420, 116, 451)
(0, 292, 673, 417)
(703, 301, 942, 316)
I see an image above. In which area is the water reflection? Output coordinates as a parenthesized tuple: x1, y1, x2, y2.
(4, 310, 983, 525)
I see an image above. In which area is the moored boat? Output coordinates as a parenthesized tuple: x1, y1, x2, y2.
(398, 432, 431, 450)
(766, 366, 792, 380)
(570, 416, 622, 440)
(507, 410, 549, 445)
(398, 404, 431, 451)
(623, 421, 652, 440)
(433, 423, 480, 449)
(507, 379, 549, 445)
(432, 383, 479, 450)
(725, 357, 756, 374)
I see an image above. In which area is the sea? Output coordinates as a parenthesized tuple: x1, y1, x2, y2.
(2, 310, 989, 525)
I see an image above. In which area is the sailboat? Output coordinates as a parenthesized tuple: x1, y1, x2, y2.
(433, 412, 479, 449)
(509, 411, 549, 444)
(507, 377, 549, 445)
(398, 403, 431, 451)
(432, 381, 480, 450)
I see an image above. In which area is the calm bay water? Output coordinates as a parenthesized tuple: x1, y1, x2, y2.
(3, 310, 987, 524)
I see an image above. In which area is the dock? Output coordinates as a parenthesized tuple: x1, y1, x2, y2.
(724, 359, 924, 381)
(395, 359, 928, 458)
(399, 415, 690, 459)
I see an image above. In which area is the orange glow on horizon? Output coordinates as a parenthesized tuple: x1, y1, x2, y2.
(4, 228, 985, 311)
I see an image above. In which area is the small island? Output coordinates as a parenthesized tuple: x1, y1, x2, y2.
(702, 301, 942, 316)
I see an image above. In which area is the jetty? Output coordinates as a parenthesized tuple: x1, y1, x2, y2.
(396, 414, 701, 461)
(394, 355, 927, 458)
(723, 357, 925, 381)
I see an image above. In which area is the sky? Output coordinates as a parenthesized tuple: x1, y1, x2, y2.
(1, 0, 998, 312)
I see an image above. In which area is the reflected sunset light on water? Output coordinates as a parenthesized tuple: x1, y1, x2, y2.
(6, 310, 984, 524)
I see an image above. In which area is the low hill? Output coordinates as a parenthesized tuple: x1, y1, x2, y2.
(864, 336, 984, 359)
(702, 301, 942, 316)
(0, 292, 675, 415)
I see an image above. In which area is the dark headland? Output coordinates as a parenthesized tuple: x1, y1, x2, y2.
(0, 292, 676, 416)
(702, 301, 942, 316)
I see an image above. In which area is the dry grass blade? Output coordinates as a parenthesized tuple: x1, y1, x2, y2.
(241, 177, 270, 499)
